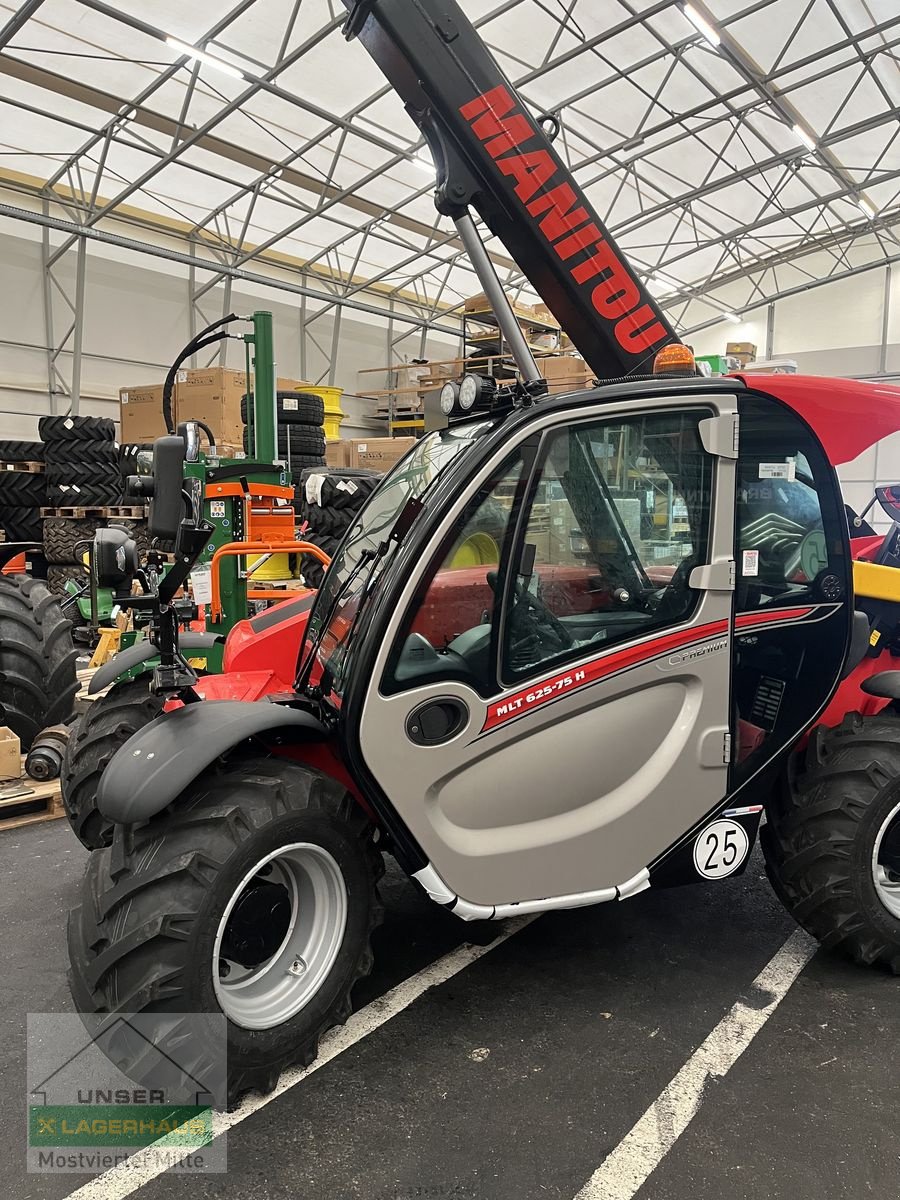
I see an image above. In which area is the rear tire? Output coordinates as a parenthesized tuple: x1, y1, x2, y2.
(0, 574, 78, 749)
(762, 712, 900, 972)
(67, 755, 383, 1106)
(61, 677, 164, 849)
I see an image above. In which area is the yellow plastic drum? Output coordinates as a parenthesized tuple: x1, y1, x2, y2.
(301, 385, 345, 441)
(450, 532, 499, 568)
(246, 552, 292, 581)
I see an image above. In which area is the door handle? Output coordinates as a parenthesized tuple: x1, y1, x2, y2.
(406, 698, 469, 746)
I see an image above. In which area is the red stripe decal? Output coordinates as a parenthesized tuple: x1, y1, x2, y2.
(482, 619, 728, 732)
(735, 606, 814, 631)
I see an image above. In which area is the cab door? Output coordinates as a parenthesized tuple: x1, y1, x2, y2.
(358, 393, 739, 908)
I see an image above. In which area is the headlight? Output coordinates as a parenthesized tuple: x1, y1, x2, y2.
(439, 381, 458, 415)
(459, 374, 479, 411)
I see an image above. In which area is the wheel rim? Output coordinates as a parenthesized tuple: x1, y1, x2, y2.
(213, 843, 347, 1030)
(872, 800, 900, 921)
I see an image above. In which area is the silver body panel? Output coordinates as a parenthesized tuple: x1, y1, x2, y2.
(359, 393, 738, 908)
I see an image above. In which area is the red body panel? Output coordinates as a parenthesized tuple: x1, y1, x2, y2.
(734, 374, 900, 467)
(223, 591, 316, 681)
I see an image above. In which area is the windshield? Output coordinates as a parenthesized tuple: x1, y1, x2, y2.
(299, 420, 495, 699)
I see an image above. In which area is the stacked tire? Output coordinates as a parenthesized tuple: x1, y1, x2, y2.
(295, 466, 381, 588)
(39, 415, 122, 508)
(43, 516, 96, 597)
(0, 440, 46, 544)
(241, 391, 326, 482)
(0, 573, 78, 750)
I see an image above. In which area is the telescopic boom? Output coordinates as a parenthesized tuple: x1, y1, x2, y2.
(342, 0, 679, 381)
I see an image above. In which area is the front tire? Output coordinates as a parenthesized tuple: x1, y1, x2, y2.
(762, 712, 900, 972)
(61, 676, 165, 849)
(67, 755, 383, 1106)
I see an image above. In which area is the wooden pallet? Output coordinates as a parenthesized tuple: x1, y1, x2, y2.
(373, 402, 425, 414)
(1, 460, 44, 474)
(0, 759, 64, 832)
(40, 504, 148, 519)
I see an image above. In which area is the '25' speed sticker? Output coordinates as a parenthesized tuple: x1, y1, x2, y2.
(693, 819, 750, 879)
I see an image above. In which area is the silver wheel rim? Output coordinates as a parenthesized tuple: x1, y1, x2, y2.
(872, 800, 900, 921)
(213, 843, 347, 1030)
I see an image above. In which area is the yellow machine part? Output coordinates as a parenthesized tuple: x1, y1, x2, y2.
(247, 552, 293, 581)
(301, 385, 345, 441)
(853, 559, 900, 602)
(450, 531, 500, 568)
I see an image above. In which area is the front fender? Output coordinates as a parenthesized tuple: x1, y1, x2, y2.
(97, 699, 327, 824)
(88, 633, 223, 694)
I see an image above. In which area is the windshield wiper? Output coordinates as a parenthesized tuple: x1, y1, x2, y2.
(295, 546, 378, 698)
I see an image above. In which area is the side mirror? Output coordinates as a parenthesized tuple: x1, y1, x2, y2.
(94, 527, 140, 590)
(876, 485, 900, 525)
(131, 435, 187, 542)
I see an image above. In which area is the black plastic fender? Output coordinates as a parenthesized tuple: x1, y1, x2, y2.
(96, 699, 327, 823)
(88, 633, 223, 694)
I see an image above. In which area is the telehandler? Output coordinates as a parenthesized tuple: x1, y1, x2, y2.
(68, 0, 900, 1105)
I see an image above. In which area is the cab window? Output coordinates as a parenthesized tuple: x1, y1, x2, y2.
(501, 411, 712, 680)
(384, 452, 526, 696)
(385, 409, 714, 696)
(736, 399, 842, 610)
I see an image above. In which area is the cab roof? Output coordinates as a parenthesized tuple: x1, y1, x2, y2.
(732, 374, 900, 467)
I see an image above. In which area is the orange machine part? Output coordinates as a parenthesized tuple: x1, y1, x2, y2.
(1, 553, 28, 574)
(209, 539, 331, 621)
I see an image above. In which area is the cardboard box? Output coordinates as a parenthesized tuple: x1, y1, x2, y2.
(119, 384, 171, 442)
(726, 342, 757, 364)
(348, 437, 416, 472)
(121, 370, 307, 446)
(529, 302, 561, 329)
(325, 441, 350, 468)
(540, 354, 587, 380)
(0, 726, 20, 781)
(174, 368, 247, 446)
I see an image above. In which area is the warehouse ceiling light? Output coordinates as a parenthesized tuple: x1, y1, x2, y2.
(165, 37, 245, 80)
(682, 4, 721, 48)
(792, 123, 817, 154)
(721, 311, 741, 324)
(857, 197, 877, 220)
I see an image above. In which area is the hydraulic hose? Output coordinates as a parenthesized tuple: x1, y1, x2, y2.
(161, 313, 241, 433)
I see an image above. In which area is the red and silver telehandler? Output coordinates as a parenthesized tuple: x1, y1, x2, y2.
(67, 0, 900, 1106)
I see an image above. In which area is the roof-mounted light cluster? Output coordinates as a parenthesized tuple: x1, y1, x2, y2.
(440, 374, 497, 417)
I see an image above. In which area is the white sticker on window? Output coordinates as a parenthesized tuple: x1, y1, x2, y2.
(210, 500, 226, 518)
(759, 460, 796, 481)
(282, 396, 298, 411)
(742, 549, 759, 576)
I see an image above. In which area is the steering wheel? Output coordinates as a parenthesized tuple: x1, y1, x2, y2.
(487, 571, 574, 657)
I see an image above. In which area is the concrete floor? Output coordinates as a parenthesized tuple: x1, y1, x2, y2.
(3, 818, 897, 1200)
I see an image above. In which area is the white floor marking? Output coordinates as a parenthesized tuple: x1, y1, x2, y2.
(573, 928, 817, 1200)
(63, 914, 536, 1200)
